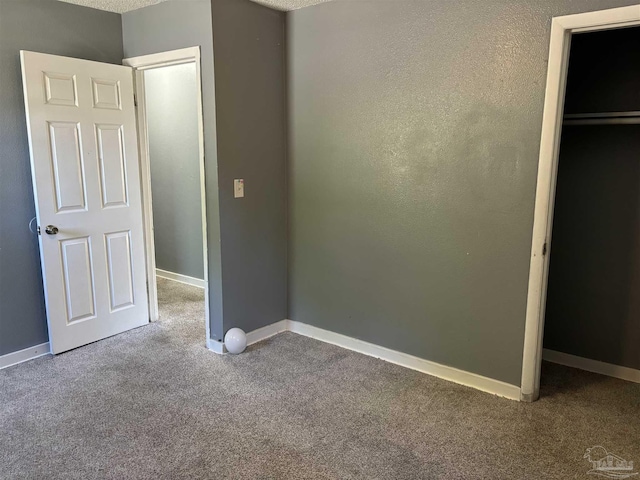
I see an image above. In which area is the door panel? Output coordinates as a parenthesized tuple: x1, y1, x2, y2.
(48, 121, 87, 212)
(96, 124, 128, 207)
(92, 78, 121, 110)
(21, 51, 149, 354)
(44, 72, 78, 106)
(105, 230, 135, 311)
(60, 236, 96, 323)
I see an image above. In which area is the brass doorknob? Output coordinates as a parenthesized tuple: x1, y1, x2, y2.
(45, 225, 59, 235)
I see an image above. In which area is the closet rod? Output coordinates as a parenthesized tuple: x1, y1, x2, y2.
(564, 111, 640, 119)
(564, 117, 640, 126)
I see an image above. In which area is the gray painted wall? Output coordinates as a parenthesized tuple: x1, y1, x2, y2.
(122, 0, 225, 339)
(544, 125, 640, 370)
(212, 0, 287, 334)
(0, 0, 123, 356)
(286, 0, 640, 386)
(144, 63, 204, 280)
(123, 0, 287, 340)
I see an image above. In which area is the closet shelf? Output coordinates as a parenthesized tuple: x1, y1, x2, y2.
(564, 111, 640, 119)
(564, 111, 640, 126)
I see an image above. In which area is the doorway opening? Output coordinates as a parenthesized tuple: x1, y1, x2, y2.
(124, 47, 210, 344)
(521, 6, 640, 402)
(542, 25, 640, 392)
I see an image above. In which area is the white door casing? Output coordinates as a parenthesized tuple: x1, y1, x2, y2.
(123, 47, 210, 340)
(520, 5, 640, 401)
(21, 51, 149, 354)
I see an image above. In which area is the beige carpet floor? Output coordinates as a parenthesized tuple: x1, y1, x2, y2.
(1, 277, 639, 479)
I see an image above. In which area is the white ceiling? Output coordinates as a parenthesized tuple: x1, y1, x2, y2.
(58, 0, 332, 14)
(250, 0, 331, 11)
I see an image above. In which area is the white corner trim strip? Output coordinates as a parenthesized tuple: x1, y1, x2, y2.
(543, 349, 640, 384)
(156, 269, 205, 289)
(287, 320, 521, 400)
(206, 338, 225, 354)
(0, 342, 51, 370)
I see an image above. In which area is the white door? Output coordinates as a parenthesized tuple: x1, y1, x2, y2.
(20, 51, 149, 354)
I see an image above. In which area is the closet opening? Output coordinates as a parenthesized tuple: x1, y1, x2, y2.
(540, 26, 640, 393)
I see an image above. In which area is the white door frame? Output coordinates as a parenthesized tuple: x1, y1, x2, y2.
(123, 47, 210, 341)
(520, 5, 640, 402)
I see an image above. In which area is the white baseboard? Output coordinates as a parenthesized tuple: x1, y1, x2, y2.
(156, 269, 205, 288)
(0, 342, 51, 370)
(287, 320, 521, 400)
(206, 320, 290, 355)
(207, 319, 520, 400)
(246, 319, 289, 346)
(543, 348, 640, 384)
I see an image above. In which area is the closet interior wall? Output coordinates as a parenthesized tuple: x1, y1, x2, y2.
(543, 26, 640, 371)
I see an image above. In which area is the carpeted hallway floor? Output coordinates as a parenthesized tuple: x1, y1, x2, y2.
(1, 278, 639, 479)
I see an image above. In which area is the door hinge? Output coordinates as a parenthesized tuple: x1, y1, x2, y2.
(133, 94, 137, 107)
(542, 242, 548, 256)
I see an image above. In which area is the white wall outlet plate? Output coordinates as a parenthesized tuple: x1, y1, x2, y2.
(234, 179, 244, 198)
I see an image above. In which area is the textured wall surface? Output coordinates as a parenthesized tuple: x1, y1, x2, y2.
(144, 63, 204, 280)
(287, 0, 640, 386)
(212, 0, 287, 335)
(122, 0, 225, 339)
(0, 0, 124, 356)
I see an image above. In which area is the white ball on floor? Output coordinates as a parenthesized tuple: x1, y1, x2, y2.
(224, 328, 247, 354)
